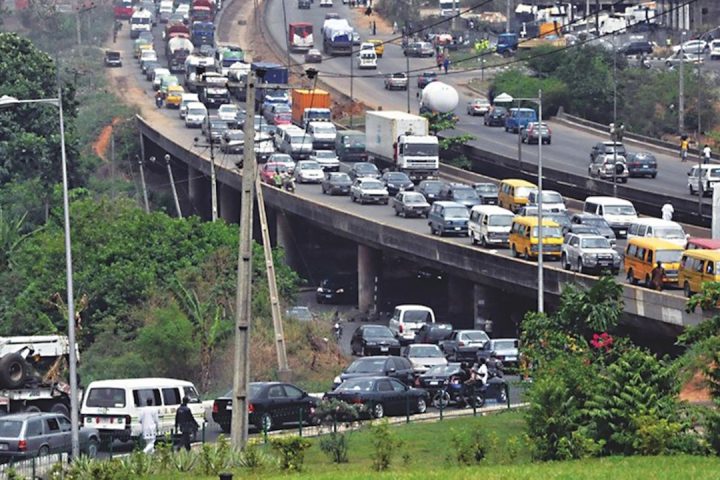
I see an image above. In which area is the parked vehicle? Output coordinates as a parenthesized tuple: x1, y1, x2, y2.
(212, 382, 318, 433)
(384, 72, 408, 91)
(468, 205, 514, 247)
(333, 356, 415, 388)
(583, 196, 638, 238)
(413, 323, 453, 345)
(321, 172, 352, 195)
(391, 192, 431, 218)
(428, 201, 470, 236)
(381, 172, 414, 196)
(350, 325, 401, 356)
(561, 233, 621, 274)
(324, 376, 428, 419)
(625, 152, 657, 178)
(402, 344, 447, 374)
(388, 305, 436, 345)
(439, 330, 490, 362)
(625, 237, 683, 287)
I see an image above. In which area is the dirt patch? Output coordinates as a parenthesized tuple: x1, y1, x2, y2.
(680, 370, 713, 404)
(92, 118, 123, 161)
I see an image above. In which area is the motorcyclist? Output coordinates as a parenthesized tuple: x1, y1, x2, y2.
(476, 358, 489, 386)
(273, 168, 283, 188)
(487, 353, 504, 377)
(282, 172, 295, 192)
(155, 90, 164, 108)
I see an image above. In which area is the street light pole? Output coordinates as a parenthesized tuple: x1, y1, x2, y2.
(698, 44, 704, 215)
(679, 30, 686, 134)
(537, 89, 543, 313)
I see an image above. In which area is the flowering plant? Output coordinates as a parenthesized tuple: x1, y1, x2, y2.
(590, 332, 614, 352)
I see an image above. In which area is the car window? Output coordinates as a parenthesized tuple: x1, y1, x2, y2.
(58, 416, 71, 432)
(376, 380, 393, 392)
(162, 388, 182, 406)
(45, 418, 60, 433)
(133, 388, 161, 407)
(284, 385, 304, 400)
(26, 420, 43, 438)
(268, 385, 286, 399)
(389, 379, 406, 392)
(0, 420, 22, 437)
(86, 388, 126, 408)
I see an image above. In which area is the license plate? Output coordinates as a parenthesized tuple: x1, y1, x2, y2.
(599, 261, 611, 266)
(380, 346, 389, 352)
(619, 230, 627, 235)
(505, 356, 517, 361)
(226, 405, 232, 411)
(324, 294, 332, 298)
(642, 165, 649, 168)
(0, 444, 8, 451)
(454, 227, 461, 231)
(429, 381, 438, 386)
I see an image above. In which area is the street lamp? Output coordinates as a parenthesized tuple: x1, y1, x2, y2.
(0, 93, 80, 458)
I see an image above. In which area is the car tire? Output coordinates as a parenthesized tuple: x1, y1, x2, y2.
(371, 403, 385, 419)
(651, 173, 657, 179)
(24, 405, 42, 413)
(689, 185, 696, 195)
(360, 346, 366, 356)
(577, 259, 583, 273)
(395, 208, 400, 216)
(257, 413, 273, 432)
(416, 397, 427, 414)
(685, 282, 692, 298)
(50, 402, 70, 418)
(645, 275, 652, 288)
(86, 438, 100, 458)
(38, 445, 50, 458)
(220, 423, 231, 434)
(511, 245, 519, 258)
(523, 249, 530, 260)
(481, 236, 489, 248)
(383, 199, 389, 205)
(0, 353, 26, 389)
(433, 390, 450, 409)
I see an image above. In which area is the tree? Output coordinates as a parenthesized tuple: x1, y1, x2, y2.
(421, 111, 474, 151)
(0, 207, 42, 272)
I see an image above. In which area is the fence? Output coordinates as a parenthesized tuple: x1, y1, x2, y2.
(0, 452, 68, 479)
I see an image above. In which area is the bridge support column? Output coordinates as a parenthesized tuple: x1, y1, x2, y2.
(358, 244, 380, 314)
(447, 276, 474, 328)
(219, 183, 240, 223)
(276, 212, 299, 273)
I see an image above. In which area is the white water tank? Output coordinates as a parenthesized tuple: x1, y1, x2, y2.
(421, 81, 459, 113)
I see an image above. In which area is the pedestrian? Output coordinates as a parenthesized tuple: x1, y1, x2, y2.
(436, 53, 443, 71)
(703, 144, 712, 164)
(680, 136, 690, 162)
(372, 20, 376, 36)
(139, 398, 159, 454)
(392, 21, 397, 34)
(174, 396, 199, 452)
(443, 56, 450, 74)
(650, 261, 665, 291)
(661, 201, 674, 221)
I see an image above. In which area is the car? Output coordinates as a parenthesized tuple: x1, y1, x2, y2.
(350, 178, 389, 205)
(293, 160, 325, 183)
(687, 164, 720, 196)
(417, 179, 445, 204)
(710, 39, 720, 60)
(179, 93, 200, 118)
(217, 104, 240, 124)
(332, 356, 415, 388)
(590, 141, 626, 162)
(352, 30, 361, 46)
(561, 233, 621, 275)
(381, 171, 414, 196)
(415, 363, 462, 392)
(437, 183, 482, 209)
(671, 39, 708, 54)
(202, 117, 230, 143)
(159, 74, 180, 95)
(520, 122, 552, 144)
(475, 338, 519, 368)
(184, 101, 208, 128)
(322, 171, 352, 195)
(286, 306, 314, 321)
(403, 41, 434, 57)
(309, 150, 340, 172)
(484, 105, 507, 126)
(324, 12, 340, 19)
(220, 129, 244, 154)
(391, 191, 430, 218)
(543, 211, 572, 232)
(472, 183, 499, 205)
(259, 162, 289, 184)
(625, 152, 657, 178)
(263, 104, 292, 126)
(504, 107, 537, 133)
(0, 412, 100, 461)
(438, 329, 490, 362)
(564, 223, 601, 237)
(466, 98, 491, 116)
(665, 51, 704, 67)
(319, 0, 332, 6)
(324, 376, 428, 419)
(297, 0, 310, 8)
(267, 153, 296, 173)
(416, 266, 444, 282)
(384, 72, 408, 91)
(164, 85, 185, 108)
(316, 273, 357, 303)
(151, 67, 171, 90)
(141, 59, 159, 76)
(348, 162, 381, 180)
(527, 189, 566, 212)
(212, 382, 318, 433)
(588, 154, 629, 182)
(241, 114, 267, 132)
(402, 343, 448, 374)
(304, 48, 322, 63)
(428, 201, 470, 236)
(618, 41, 653, 56)
(367, 39, 384, 57)
(104, 50, 122, 67)
(417, 71, 438, 89)
(412, 323, 452, 345)
(350, 325, 401, 356)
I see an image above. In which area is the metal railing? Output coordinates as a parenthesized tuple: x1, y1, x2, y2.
(0, 452, 68, 479)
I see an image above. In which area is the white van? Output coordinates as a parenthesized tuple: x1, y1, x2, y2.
(356, 50, 377, 69)
(627, 218, 687, 247)
(468, 205, 514, 247)
(583, 196, 638, 238)
(80, 378, 204, 441)
(179, 93, 200, 118)
(388, 305, 436, 345)
(687, 164, 720, 196)
(275, 125, 313, 159)
(185, 101, 208, 128)
(527, 189, 566, 212)
(306, 121, 337, 150)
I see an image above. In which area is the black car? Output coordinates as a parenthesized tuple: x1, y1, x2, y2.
(220, 129, 244, 154)
(334, 356, 415, 387)
(438, 183, 482, 209)
(212, 382, 318, 432)
(348, 162, 381, 180)
(381, 171, 414, 196)
(141, 59, 159, 75)
(324, 376, 428, 419)
(417, 180, 446, 204)
(104, 50, 122, 67)
(322, 172, 352, 195)
(472, 183, 499, 205)
(413, 323, 453, 344)
(484, 106, 507, 126)
(543, 211, 571, 232)
(625, 152, 657, 178)
(618, 41, 653, 56)
(415, 363, 461, 392)
(417, 71, 437, 89)
(316, 273, 357, 304)
(570, 213, 617, 246)
(298, 0, 310, 8)
(350, 325, 401, 356)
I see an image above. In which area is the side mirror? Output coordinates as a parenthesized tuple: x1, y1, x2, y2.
(687, 171, 691, 176)
(388, 368, 397, 374)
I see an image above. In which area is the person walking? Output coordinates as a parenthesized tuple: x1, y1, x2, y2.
(703, 144, 712, 164)
(174, 397, 199, 452)
(392, 21, 397, 34)
(661, 201, 674, 221)
(436, 53, 443, 71)
(650, 262, 665, 291)
(139, 398, 160, 454)
(372, 21, 376, 36)
(680, 136, 690, 162)
(443, 56, 450, 74)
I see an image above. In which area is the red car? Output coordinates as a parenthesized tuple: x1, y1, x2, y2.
(259, 163, 289, 184)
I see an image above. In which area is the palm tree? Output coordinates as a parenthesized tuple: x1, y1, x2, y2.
(0, 208, 42, 272)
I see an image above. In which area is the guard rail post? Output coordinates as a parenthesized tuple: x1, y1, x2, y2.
(439, 392, 443, 421)
(405, 394, 410, 424)
(505, 383, 511, 409)
(298, 407, 303, 437)
(263, 422, 268, 444)
(32, 456, 35, 479)
(202, 422, 206, 444)
(472, 384, 477, 417)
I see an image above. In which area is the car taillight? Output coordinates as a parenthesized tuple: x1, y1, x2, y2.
(458, 341, 465, 347)
(248, 403, 255, 414)
(212, 402, 219, 413)
(414, 377, 420, 386)
(18, 440, 26, 451)
(399, 323, 404, 333)
(352, 396, 364, 404)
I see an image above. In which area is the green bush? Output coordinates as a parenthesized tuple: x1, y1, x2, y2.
(450, 426, 487, 465)
(319, 432, 350, 463)
(269, 435, 312, 471)
(633, 415, 683, 455)
(369, 420, 403, 471)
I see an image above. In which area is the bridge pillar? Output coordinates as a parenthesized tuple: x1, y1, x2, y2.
(219, 183, 240, 223)
(358, 244, 381, 314)
(447, 276, 474, 328)
(276, 212, 299, 273)
(474, 284, 523, 338)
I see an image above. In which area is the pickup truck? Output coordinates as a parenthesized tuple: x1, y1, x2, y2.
(439, 330, 490, 362)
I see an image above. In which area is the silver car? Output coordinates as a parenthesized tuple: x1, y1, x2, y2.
(561, 233, 621, 275)
(588, 154, 629, 182)
(402, 343, 448, 374)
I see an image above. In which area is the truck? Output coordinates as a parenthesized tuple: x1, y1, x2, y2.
(166, 36, 195, 73)
(365, 111, 440, 182)
(0, 335, 79, 415)
(251, 62, 289, 109)
(289, 22, 314, 52)
(215, 44, 244, 75)
(495, 32, 518, 56)
(191, 21, 215, 47)
(113, 0, 134, 19)
(198, 72, 230, 108)
(335, 129, 367, 162)
(322, 18, 353, 56)
(291, 88, 331, 128)
(130, 8, 154, 39)
(191, 0, 216, 22)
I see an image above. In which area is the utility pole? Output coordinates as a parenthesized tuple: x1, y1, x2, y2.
(698, 44, 704, 215)
(137, 155, 150, 213)
(232, 68, 257, 449)
(679, 30, 686, 134)
(612, 32, 618, 198)
(506, 0, 512, 32)
(255, 177, 290, 380)
(350, 54, 354, 128)
(406, 53, 411, 114)
(157, 154, 182, 218)
(537, 89, 543, 314)
(75, 1, 96, 46)
(207, 116, 219, 221)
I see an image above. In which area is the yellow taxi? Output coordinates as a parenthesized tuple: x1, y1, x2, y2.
(678, 249, 720, 297)
(134, 40, 152, 59)
(368, 39, 384, 57)
(509, 216, 563, 260)
(624, 237, 683, 287)
(498, 179, 537, 213)
(165, 85, 185, 108)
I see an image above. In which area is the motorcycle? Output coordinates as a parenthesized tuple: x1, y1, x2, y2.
(432, 375, 484, 409)
(283, 176, 296, 193)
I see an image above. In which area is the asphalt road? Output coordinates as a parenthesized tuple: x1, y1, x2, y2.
(264, 0, 714, 214)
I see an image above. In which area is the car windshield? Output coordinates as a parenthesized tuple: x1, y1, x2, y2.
(475, 184, 498, 194)
(346, 358, 385, 373)
(225, 131, 243, 140)
(453, 189, 480, 201)
(337, 379, 375, 392)
(405, 144, 439, 156)
(584, 218, 609, 228)
(404, 193, 426, 204)
(409, 346, 443, 357)
(657, 250, 683, 263)
(700, 168, 720, 177)
(516, 110, 535, 118)
(313, 124, 336, 133)
(515, 187, 533, 198)
(654, 227, 685, 239)
(492, 107, 507, 115)
(362, 181, 384, 189)
(580, 237, 610, 248)
(316, 151, 335, 158)
(604, 205, 636, 215)
(364, 326, 393, 338)
(402, 310, 432, 322)
(300, 161, 321, 170)
(0, 420, 22, 437)
(329, 173, 350, 182)
(425, 365, 460, 376)
(488, 215, 513, 227)
(357, 164, 378, 173)
(545, 214, 569, 227)
(86, 387, 126, 408)
(290, 135, 311, 144)
(188, 108, 206, 116)
(493, 340, 517, 350)
(386, 173, 409, 182)
(532, 226, 562, 238)
(541, 192, 563, 203)
(272, 155, 292, 163)
(266, 165, 288, 173)
(272, 105, 291, 113)
(460, 331, 489, 342)
(421, 182, 443, 193)
(445, 207, 470, 219)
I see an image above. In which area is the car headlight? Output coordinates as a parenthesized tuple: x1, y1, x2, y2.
(336, 288, 344, 294)
(582, 253, 598, 264)
(317, 287, 323, 293)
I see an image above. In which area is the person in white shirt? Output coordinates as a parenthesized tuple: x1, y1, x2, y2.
(139, 398, 160, 454)
(703, 144, 712, 164)
(476, 358, 489, 386)
(661, 202, 674, 221)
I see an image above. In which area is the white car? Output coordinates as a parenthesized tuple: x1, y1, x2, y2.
(151, 67, 171, 90)
(179, 93, 200, 118)
(671, 39, 707, 54)
(217, 104, 239, 124)
(710, 40, 720, 60)
(403, 343, 447, 374)
(184, 101, 208, 128)
(267, 153, 296, 173)
(527, 189, 566, 212)
(561, 233, 621, 275)
(293, 160, 325, 183)
(319, 0, 332, 6)
(350, 178, 389, 205)
(665, 51, 704, 67)
(309, 150, 340, 172)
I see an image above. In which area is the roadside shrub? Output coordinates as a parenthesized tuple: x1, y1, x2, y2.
(319, 432, 350, 463)
(199, 434, 233, 475)
(236, 439, 275, 470)
(451, 426, 487, 465)
(633, 415, 683, 455)
(315, 398, 362, 427)
(369, 420, 403, 471)
(269, 435, 312, 471)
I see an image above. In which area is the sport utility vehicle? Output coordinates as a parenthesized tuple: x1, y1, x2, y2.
(588, 154, 629, 182)
(618, 41, 653, 56)
(590, 141, 626, 162)
(384, 72, 408, 90)
(428, 201, 470, 236)
(403, 41, 434, 57)
(561, 233, 621, 275)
